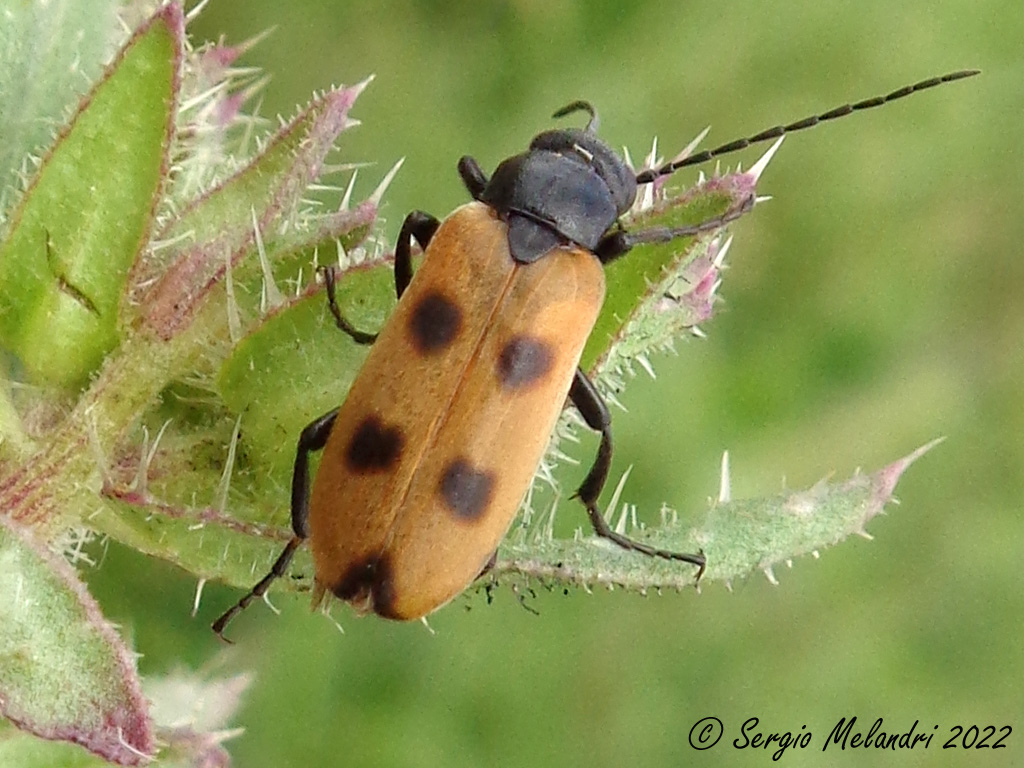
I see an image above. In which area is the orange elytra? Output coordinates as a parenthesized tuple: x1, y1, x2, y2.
(213, 70, 978, 637)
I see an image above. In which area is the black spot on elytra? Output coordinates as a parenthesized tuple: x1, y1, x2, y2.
(332, 553, 399, 619)
(497, 335, 555, 389)
(440, 458, 496, 521)
(346, 416, 405, 472)
(408, 291, 462, 354)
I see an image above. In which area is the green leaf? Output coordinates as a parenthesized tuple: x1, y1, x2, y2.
(0, 0, 122, 211)
(0, 5, 181, 389)
(137, 80, 371, 342)
(494, 440, 942, 590)
(88, 257, 393, 591)
(0, 517, 153, 766)
(83, 87, 383, 587)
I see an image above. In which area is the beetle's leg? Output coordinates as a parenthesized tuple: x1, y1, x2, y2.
(457, 156, 488, 200)
(289, 409, 338, 537)
(396, 210, 441, 299)
(320, 266, 377, 345)
(569, 368, 706, 573)
(569, 369, 614, 517)
(594, 193, 756, 264)
(212, 409, 338, 641)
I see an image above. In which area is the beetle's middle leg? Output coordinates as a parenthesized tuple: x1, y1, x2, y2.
(569, 368, 706, 574)
(212, 408, 339, 641)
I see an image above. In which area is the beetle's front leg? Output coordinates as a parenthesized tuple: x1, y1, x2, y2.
(395, 210, 441, 298)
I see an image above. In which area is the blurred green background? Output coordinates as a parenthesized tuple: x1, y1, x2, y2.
(85, 0, 1021, 765)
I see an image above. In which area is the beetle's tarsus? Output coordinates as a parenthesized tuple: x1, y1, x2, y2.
(211, 537, 304, 641)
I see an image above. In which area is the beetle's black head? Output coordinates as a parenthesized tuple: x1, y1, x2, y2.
(474, 106, 637, 264)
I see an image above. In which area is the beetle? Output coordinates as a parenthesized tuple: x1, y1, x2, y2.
(213, 70, 978, 637)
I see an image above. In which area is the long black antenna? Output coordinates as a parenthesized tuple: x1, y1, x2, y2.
(634, 69, 979, 185)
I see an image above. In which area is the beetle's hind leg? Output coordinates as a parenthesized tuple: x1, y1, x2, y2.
(319, 266, 378, 345)
(212, 409, 338, 641)
(569, 369, 706, 576)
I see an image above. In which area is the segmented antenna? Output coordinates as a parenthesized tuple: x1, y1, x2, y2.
(634, 69, 980, 184)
